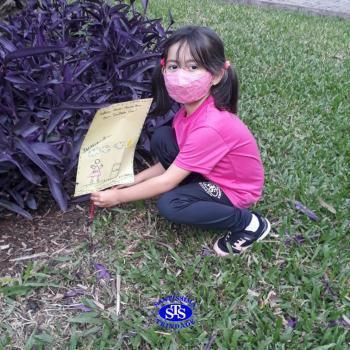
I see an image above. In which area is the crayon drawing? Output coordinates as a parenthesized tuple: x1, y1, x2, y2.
(109, 162, 121, 178)
(88, 159, 103, 184)
(74, 98, 153, 197)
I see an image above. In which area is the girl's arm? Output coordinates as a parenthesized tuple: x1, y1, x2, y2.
(91, 164, 190, 207)
(115, 162, 166, 188)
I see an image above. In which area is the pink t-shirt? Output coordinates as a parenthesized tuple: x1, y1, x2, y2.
(172, 95, 264, 208)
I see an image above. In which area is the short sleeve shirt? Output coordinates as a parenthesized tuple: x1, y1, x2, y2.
(172, 95, 264, 208)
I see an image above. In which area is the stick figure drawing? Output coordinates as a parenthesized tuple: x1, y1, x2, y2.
(88, 159, 103, 184)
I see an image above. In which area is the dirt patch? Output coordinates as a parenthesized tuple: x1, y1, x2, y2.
(0, 200, 90, 275)
(0, 163, 153, 276)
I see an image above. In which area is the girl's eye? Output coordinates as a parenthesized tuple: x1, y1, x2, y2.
(188, 65, 199, 71)
(167, 64, 178, 71)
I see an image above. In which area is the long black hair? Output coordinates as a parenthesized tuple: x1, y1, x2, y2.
(150, 26, 239, 116)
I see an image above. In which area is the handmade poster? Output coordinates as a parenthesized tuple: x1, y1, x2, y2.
(74, 98, 153, 197)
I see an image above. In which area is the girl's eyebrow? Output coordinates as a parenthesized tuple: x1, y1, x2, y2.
(167, 59, 197, 63)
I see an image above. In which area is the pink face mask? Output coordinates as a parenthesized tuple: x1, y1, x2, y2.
(163, 69, 213, 104)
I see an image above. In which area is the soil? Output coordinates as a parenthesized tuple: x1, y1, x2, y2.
(0, 161, 153, 276)
(0, 199, 90, 275)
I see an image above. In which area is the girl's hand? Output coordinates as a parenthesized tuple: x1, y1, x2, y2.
(91, 188, 123, 208)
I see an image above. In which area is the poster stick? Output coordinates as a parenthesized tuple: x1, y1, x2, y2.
(89, 201, 95, 225)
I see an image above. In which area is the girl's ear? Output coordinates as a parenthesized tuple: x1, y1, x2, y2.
(212, 68, 225, 86)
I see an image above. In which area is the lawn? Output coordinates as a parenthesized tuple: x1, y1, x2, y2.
(1, 0, 349, 349)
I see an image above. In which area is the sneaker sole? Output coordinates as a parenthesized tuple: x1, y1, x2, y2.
(213, 218, 271, 257)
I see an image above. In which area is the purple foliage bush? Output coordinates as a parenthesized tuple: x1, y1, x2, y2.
(0, 0, 178, 219)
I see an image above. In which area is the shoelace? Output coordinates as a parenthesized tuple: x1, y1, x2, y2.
(224, 232, 247, 252)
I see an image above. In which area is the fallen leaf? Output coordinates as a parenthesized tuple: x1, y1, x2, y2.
(294, 234, 306, 244)
(287, 317, 298, 329)
(318, 198, 336, 214)
(294, 201, 319, 221)
(92, 299, 105, 310)
(71, 304, 92, 312)
(260, 290, 277, 308)
(284, 233, 306, 247)
(332, 54, 344, 60)
(247, 289, 260, 297)
(94, 263, 111, 281)
(342, 315, 350, 327)
(63, 288, 86, 298)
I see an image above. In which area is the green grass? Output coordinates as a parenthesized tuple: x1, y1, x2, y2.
(1, 0, 350, 349)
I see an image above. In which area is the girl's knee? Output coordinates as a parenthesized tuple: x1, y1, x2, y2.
(156, 192, 178, 222)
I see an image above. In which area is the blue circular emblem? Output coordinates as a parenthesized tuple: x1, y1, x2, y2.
(153, 295, 196, 331)
(158, 303, 193, 322)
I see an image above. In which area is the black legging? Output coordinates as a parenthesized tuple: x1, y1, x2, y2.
(150, 126, 252, 233)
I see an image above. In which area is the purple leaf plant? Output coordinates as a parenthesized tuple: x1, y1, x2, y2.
(0, 0, 177, 219)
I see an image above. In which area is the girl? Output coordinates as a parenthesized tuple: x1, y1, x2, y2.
(91, 26, 271, 257)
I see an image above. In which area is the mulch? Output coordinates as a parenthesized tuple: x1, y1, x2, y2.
(0, 199, 90, 275)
